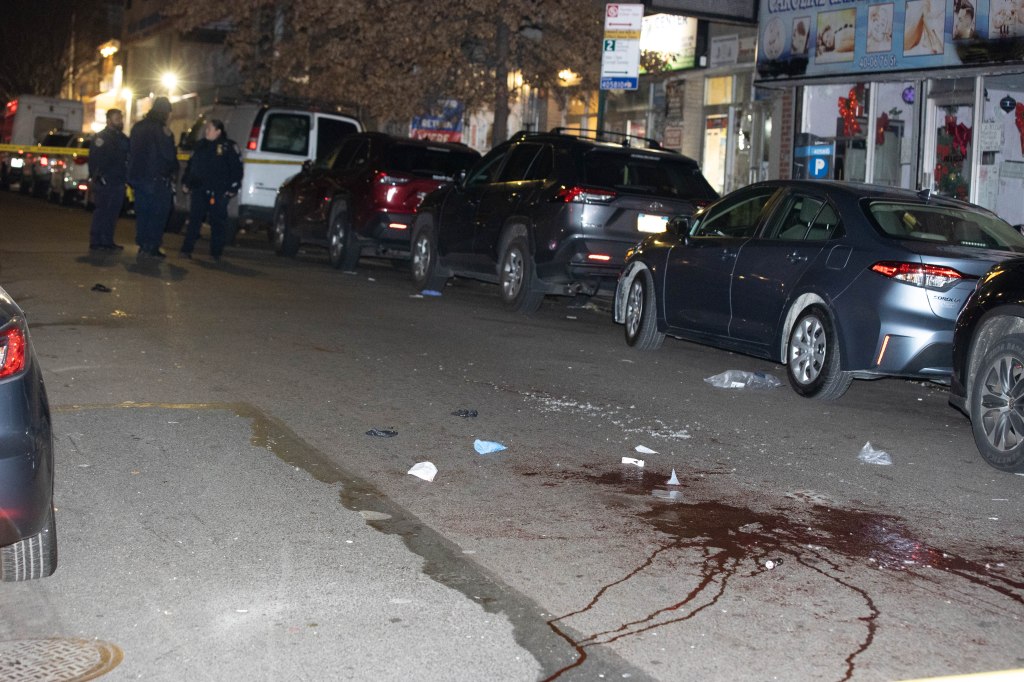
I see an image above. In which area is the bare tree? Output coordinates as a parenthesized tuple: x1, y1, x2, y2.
(171, 0, 602, 144)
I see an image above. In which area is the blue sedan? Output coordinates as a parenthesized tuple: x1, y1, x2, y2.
(614, 180, 1024, 399)
(0, 284, 56, 580)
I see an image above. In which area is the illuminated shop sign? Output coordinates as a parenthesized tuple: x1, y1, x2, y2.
(757, 0, 1024, 81)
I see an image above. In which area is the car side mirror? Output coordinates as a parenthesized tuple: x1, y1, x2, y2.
(667, 215, 691, 235)
(1016, 224, 1024, 237)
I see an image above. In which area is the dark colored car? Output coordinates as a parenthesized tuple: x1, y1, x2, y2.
(950, 258, 1024, 472)
(614, 180, 1024, 400)
(48, 132, 93, 206)
(409, 128, 718, 313)
(21, 130, 76, 198)
(271, 132, 480, 269)
(0, 285, 56, 581)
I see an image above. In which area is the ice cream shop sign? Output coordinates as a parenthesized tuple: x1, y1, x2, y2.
(757, 0, 1024, 81)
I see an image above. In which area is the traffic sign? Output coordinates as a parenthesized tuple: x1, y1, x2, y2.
(600, 3, 642, 91)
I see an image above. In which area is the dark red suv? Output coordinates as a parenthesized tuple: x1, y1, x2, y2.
(271, 132, 480, 269)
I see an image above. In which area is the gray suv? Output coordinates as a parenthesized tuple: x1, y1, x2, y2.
(410, 128, 717, 312)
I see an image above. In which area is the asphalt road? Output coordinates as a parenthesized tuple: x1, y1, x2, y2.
(0, 191, 1021, 682)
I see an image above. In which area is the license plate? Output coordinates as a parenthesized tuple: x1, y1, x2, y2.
(637, 213, 668, 233)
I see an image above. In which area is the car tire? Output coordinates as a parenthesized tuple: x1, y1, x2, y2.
(499, 237, 544, 314)
(969, 334, 1024, 472)
(327, 201, 359, 270)
(272, 200, 299, 257)
(411, 219, 448, 291)
(785, 304, 853, 400)
(624, 269, 665, 350)
(1, 504, 57, 581)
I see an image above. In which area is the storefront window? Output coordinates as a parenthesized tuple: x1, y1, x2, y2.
(795, 82, 869, 182)
(926, 78, 975, 203)
(870, 82, 916, 189)
(979, 73, 1024, 226)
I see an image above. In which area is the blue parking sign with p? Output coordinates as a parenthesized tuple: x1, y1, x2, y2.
(810, 156, 830, 178)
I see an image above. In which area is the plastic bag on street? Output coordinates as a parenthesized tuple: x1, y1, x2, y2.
(474, 439, 507, 455)
(407, 462, 438, 481)
(858, 442, 893, 466)
(704, 370, 783, 390)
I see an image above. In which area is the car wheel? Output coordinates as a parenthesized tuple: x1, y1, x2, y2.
(272, 200, 299, 257)
(969, 334, 1024, 472)
(411, 220, 447, 290)
(785, 304, 853, 400)
(499, 237, 544, 313)
(624, 269, 665, 350)
(1, 504, 57, 581)
(327, 201, 359, 270)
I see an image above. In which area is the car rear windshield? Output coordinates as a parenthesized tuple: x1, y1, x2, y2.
(867, 201, 1024, 251)
(387, 144, 478, 181)
(582, 150, 718, 201)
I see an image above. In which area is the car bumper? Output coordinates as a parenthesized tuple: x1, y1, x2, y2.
(365, 211, 415, 249)
(536, 235, 637, 294)
(0, 372, 53, 548)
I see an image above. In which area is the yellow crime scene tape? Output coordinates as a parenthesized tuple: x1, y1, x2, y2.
(0, 143, 303, 164)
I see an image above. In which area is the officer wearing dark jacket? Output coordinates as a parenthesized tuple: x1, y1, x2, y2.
(180, 119, 243, 261)
(87, 108, 129, 252)
(128, 97, 179, 258)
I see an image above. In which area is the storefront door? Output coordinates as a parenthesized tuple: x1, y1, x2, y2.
(924, 79, 976, 202)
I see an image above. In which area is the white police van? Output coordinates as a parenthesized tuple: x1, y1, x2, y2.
(173, 100, 362, 240)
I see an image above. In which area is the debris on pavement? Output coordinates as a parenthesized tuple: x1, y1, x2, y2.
(366, 428, 398, 438)
(474, 439, 506, 454)
(635, 445, 658, 455)
(764, 559, 783, 570)
(666, 469, 680, 485)
(451, 409, 478, 418)
(858, 442, 893, 465)
(621, 457, 645, 467)
(407, 462, 438, 482)
(704, 370, 782, 390)
(91, 283, 112, 293)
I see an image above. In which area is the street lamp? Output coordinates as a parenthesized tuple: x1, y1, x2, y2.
(160, 71, 178, 95)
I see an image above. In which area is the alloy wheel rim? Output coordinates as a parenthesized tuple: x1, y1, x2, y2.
(502, 249, 524, 298)
(790, 316, 825, 384)
(979, 353, 1024, 452)
(412, 236, 430, 281)
(329, 220, 344, 259)
(626, 279, 643, 339)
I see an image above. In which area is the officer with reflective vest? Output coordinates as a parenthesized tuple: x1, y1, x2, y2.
(179, 119, 243, 261)
(87, 108, 129, 252)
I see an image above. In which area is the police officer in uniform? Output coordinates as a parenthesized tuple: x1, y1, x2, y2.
(180, 119, 243, 261)
(87, 108, 129, 252)
(128, 97, 178, 258)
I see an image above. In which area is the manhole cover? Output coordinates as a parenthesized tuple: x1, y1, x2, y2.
(0, 638, 123, 681)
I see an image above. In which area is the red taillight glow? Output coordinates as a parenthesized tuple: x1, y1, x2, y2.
(557, 186, 617, 204)
(247, 125, 259, 151)
(587, 254, 612, 262)
(39, 156, 49, 167)
(0, 324, 27, 379)
(870, 261, 965, 289)
(73, 156, 87, 165)
(388, 223, 407, 230)
(693, 199, 712, 209)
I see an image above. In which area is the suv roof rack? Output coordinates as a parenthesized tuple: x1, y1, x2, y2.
(549, 127, 664, 150)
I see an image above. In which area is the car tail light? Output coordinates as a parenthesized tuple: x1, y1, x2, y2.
(0, 323, 27, 379)
(73, 156, 87, 165)
(39, 156, 49, 167)
(389, 223, 407, 230)
(247, 125, 259, 151)
(557, 186, 617, 204)
(693, 199, 712, 209)
(870, 261, 965, 289)
(375, 171, 411, 186)
(587, 254, 612, 262)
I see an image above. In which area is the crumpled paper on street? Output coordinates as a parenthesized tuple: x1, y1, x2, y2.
(407, 461, 438, 481)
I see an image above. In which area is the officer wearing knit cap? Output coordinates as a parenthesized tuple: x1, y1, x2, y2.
(128, 96, 178, 259)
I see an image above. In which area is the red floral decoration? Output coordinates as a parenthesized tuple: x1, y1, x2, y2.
(1016, 102, 1024, 154)
(876, 112, 890, 145)
(838, 86, 863, 137)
